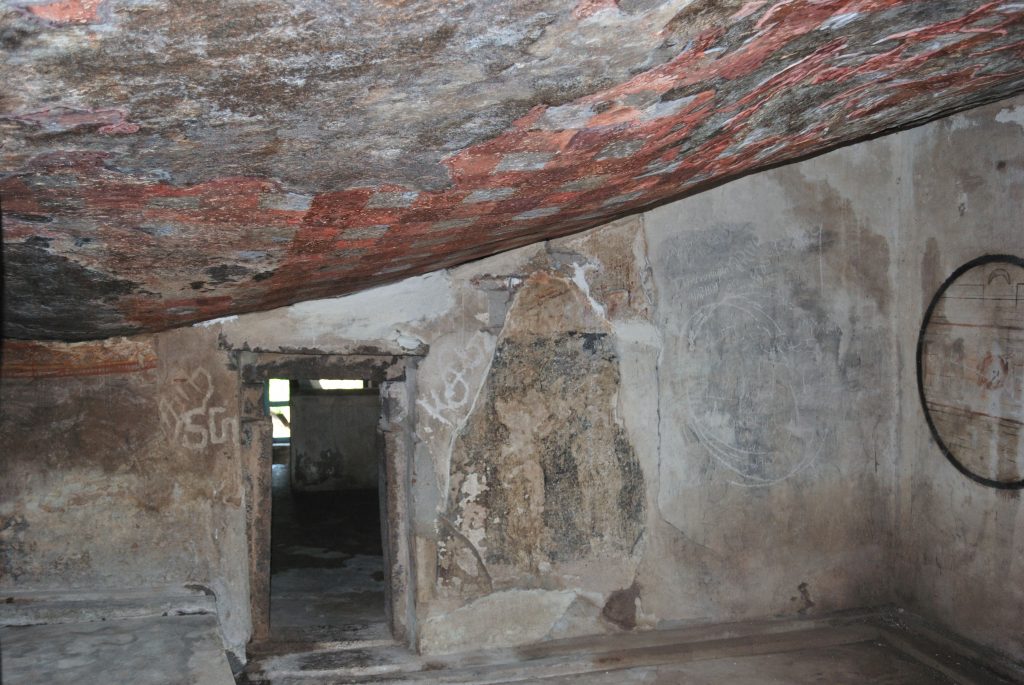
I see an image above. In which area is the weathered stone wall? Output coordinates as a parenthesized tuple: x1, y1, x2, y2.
(216, 115, 903, 652)
(3, 95, 1020, 662)
(893, 98, 1024, 661)
(0, 327, 251, 656)
(642, 135, 899, 633)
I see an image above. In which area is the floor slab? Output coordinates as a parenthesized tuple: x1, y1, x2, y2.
(524, 641, 951, 684)
(0, 614, 235, 685)
(243, 612, 1022, 685)
(269, 464, 387, 644)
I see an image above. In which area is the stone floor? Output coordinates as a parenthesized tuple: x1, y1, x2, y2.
(252, 466, 1024, 684)
(243, 611, 1023, 684)
(269, 464, 387, 643)
(527, 642, 953, 684)
(1, 613, 235, 685)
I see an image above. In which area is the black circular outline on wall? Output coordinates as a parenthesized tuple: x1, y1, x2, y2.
(916, 253, 1024, 490)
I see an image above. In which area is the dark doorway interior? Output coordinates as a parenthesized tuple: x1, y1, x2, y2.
(267, 378, 389, 642)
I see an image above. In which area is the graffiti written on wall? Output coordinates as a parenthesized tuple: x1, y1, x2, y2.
(159, 367, 238, 450)
(417, 332, 494, 431)
(684, 295, 824, 487)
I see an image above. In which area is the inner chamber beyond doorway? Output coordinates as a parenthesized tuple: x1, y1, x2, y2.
(267, 377, 389, 642)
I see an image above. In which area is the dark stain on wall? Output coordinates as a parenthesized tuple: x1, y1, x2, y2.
(3, 242, 148, 339)
(0, 514, 32, 582)
(602, 580, 641, 630)
(539, 437, 589, 561)
(775, 165, 893, 316)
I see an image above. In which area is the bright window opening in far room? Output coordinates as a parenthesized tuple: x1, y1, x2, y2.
(266, 379, 373, 445)
(268, 378, 291, 444)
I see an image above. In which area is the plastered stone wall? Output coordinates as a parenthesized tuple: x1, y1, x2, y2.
(643, 138, 900, 631)
(2, 95, 1020, 662)
(218, 123, 903, 653)
(893, 97, 1024, 660)
(0, 327, 251, 657)
(221, 218, 669, 653)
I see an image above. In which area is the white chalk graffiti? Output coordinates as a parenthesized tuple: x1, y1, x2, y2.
(684, 295, 823, 487)
(417, 332, 494, 430)
(159, 367, 238, 450)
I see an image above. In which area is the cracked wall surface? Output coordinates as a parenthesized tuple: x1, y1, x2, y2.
(2, 95, 1022, 663)
(437, 274, 645, 599)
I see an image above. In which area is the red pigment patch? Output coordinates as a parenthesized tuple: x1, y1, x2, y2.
(99, 121, 140, 135)
(9, 107, 137, 134)
(573, 0, 618, 20)
(7, 0, 1024, 336)
(2, 339, 157, 378)
(26, 0, 104, 24)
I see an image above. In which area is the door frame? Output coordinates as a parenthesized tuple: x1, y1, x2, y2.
(235, 350, 419, 646)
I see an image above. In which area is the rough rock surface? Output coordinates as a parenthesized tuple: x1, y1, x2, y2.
(3, 0, 1024, 339)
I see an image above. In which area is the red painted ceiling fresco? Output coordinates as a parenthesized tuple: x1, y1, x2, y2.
(3, 0, 1023, 340)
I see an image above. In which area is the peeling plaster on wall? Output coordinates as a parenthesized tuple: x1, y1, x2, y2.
(994, 104, 1024, 130)
(221, 217, 662, 649)
(569, 262, 608, 319)
(414, 330, 498, 504)
(437, 273, 645, 606)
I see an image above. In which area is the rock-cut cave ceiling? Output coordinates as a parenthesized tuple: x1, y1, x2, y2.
(2, 0, 1023, 340)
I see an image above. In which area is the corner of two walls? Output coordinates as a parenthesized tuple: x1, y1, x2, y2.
(218, 168, 901, 656)
(255, 134, 902, 653)
(3, 94, 1020, 663)
(892, 95, 1024, 661)
(0, 127, 906, 660)
(397, 98, 1024, 656)
(0, 326, 251, 659)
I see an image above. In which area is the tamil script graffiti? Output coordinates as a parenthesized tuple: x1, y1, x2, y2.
(159, 367, 238, 450)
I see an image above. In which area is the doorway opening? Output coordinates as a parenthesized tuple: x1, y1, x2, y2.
(267, 378, 387, 642)
(236, 352, 417, 648)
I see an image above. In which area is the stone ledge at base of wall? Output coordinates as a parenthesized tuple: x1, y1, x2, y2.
(1, 613, 237, 685)
(0, 585, 218, 626)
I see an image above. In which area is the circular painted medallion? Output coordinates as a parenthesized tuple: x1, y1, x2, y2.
(917, 255, 1024, 489)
